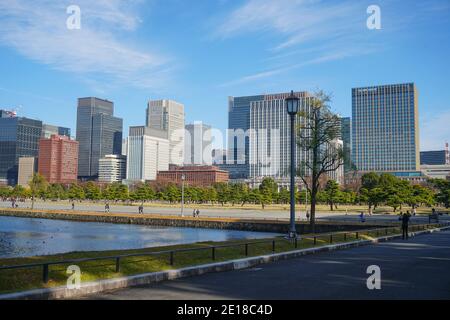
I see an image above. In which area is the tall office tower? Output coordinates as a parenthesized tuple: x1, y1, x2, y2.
(126, 126, 169, 182)
(352, 83, 420, 173)
(42, 124, 71, 139)
(0, 110, 42, 185)
(17, 157, 37, 187)
(99, 155, 127, 183)
(121, 139, 128, 157)
(212, 149, 227, 165)
(146, 99, 185, 166)
(38, 135, 79, 184)
(184, 122, 212, 165)
(340, 117, 352, 172)
(247, 91, 314, 178)
(225, 95, 259, 179)
(76, 97, 123, 180)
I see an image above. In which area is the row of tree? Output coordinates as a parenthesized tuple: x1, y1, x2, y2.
(1, 173, 448, 212)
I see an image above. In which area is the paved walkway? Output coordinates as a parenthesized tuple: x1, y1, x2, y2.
(1, 200, 446, 224)
(87, 230, 450, 300)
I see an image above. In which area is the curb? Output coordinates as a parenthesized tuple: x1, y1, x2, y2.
(1, 224, 449, 300)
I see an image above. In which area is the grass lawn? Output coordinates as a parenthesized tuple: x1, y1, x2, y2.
(0, 223, 439, 295)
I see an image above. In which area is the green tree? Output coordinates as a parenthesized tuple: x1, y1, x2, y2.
(360, 173, 383, 211)
(29, 173, 48, 209)
(323, 180, 341, 211)
(11, 185, 27, 198)
(0, 186, 12, 198)
(84, 182, 101, 201)
(258, 178, 278, 209)
(165, 184, 181, 203)
(432, 179, 450, 208)
(215, 183, 231, 206)
(68, 184, 85, 200)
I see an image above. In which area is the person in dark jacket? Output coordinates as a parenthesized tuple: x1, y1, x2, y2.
(400, 212, 411, 240)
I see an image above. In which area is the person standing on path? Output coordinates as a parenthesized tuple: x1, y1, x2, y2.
(400, 212, 411, 240)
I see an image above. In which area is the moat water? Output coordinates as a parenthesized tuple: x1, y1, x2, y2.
(0, 216, 279, 258)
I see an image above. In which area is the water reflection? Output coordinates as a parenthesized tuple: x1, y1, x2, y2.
(0, 216, 279, 258)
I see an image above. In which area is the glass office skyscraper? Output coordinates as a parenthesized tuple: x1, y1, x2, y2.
(340, 117, 352, 172)
(0, 111, 42, 185)
(76, 97, 123, 180)
(225, 94, 264, 179)
(351, 83, 420, 173)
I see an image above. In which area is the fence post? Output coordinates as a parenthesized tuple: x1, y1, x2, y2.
(344, 233, 347, 241)
(43, 264, 49, 283)
(245, 244, 249, 256)
(330, 234, 333, 244)
(272, 240, 276, 253)
(356, 232, 359, 240)
(170, 251, 174, 266)
(212, 247, 216, 261)
(313, 236, 317, 245)
(115, 257, 120, 273)
(295, 238, 298, 249)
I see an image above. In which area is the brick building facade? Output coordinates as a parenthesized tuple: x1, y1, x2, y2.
(38, 135, 79, 184)
(156, 165, 229, 186)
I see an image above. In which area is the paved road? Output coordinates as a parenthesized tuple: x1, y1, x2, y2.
(2, 200, 446, 224)
(86, 230, 450, 300)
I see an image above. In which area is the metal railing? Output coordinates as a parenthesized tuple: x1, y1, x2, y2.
(0, 222, 448, 284)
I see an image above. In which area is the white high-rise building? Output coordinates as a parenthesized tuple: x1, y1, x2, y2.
(248, 92, 313, 178)
(146, 99, 185, 166)
(126, 126, 169, 182)
(184, 122, 212, 165)
(99, 155, 127, 183)
(247, 91, 343, 184)
(18, 157, 36, 187)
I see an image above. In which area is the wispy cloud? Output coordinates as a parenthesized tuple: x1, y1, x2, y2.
(214, 0, 366, 49)
(0, 0, 171, 90)
(214, 0, 380, 86)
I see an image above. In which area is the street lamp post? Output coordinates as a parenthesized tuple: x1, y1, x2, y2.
(286, 90, 300, 239)
(181, 174, 186, 217)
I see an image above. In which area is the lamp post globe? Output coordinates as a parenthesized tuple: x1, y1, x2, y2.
(285, 90, 300, 239)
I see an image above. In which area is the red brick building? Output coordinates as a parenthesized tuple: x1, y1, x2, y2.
(157, 165, 229, 186)
(38, 135, 79, 184)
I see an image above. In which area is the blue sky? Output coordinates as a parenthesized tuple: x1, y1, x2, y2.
(0, 0, 449, 150)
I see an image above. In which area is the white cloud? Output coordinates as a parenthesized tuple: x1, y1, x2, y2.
(215, 0, 365, 50)
(0, 0, 170, 90)
(214, 0, 382, 86)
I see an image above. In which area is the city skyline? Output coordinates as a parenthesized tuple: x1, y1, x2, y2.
(0, 0, 449, 151)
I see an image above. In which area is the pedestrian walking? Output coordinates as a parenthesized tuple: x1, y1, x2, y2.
(413, 207, 417, 216)
(193, 209, 196, 218)
(71, 202, 75, 210)
(138, 204, 144, 214)
(400, 211, 411, 240)
(105, 203, 110, 213)
(196, 209, 200, 218)
(359, 211, 366, 223)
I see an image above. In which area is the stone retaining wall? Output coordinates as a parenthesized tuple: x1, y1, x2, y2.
(0, 209, 384, 234)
